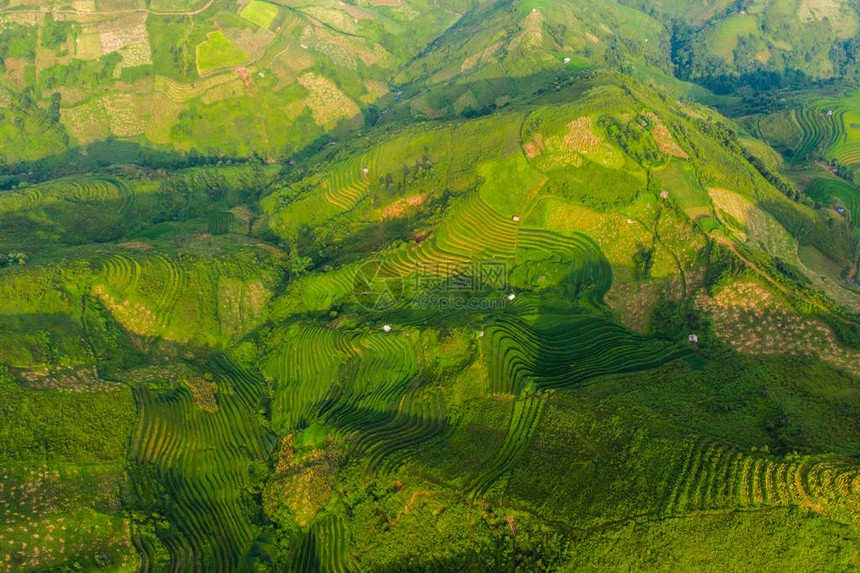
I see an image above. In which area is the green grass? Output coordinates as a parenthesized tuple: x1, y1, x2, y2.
(4, 22, 860, 569)
(704, 15, 760, 61)
(240, 0, 279, 29)
(654, 159, 711, 219)
(130, 356, 276, 570)
(791, 106, 845, 161)
(196, 31, 247, 75)
(806, 177, 860, 229)
(477, 154, 546, 215)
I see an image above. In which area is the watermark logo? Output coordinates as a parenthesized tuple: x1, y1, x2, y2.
(412, 261, 508, 292)
(411, 261, 510, 311)
(352, 260, 511, 312)
(411, 293, 508, 311)
(352, 260, 404, 311)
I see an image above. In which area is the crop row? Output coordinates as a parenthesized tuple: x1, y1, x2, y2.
(831, 141, 860, 165)
(265, 325, 363, 430)
(792, 106, 845, 160)
(353, 390, 446, 475)
(470, 394, 545, 499)
(131, 356, 274, 571)
(286, 514, 349, 573)
(805, 177, 860, 228)
(482, 311, 687, 394)
(207, 211, 235, 235)
(264, 325, 448, 474)
(0, 177, 135, 214)
(96, 251, 268, 339)
(517, 228, 613, 308)
(101, 254, 143, 292)
(291, 192, 612, 315)
(663, 439, 860, 523)
(324, 148, 381, 211)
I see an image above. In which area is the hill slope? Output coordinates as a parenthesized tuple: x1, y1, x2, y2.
(2, 1, 860, 572)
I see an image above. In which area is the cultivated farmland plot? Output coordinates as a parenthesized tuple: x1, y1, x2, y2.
(4, 1, 860, 569)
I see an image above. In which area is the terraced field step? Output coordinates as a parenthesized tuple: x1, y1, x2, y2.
(806, 177, 860, 228)
(483, 310, 686, 394)
(470, 394, 545, 499)
(264, 323, 452, 476)
(323, 148, 381, 210)
(792, 106, 845, 161)
(131, 356, 275, 571)
(292, 192, 609, 312)
(662, 439, 860, 523)
(0, 177, 135, 213)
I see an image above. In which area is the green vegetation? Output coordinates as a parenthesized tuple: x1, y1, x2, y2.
(705, 15, 759, 62)
(807, 176, 860, 228)
(240, 1, 279, 30)
(2, 0, 860, 571)
(196, 31, 247, 75)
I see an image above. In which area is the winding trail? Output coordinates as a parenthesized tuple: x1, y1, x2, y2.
(0, 0, 214, 17)
(708, 233, 860, 327)
(708, 233, 794, 300)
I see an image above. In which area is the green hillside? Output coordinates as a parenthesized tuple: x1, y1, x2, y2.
(2, 0, 860, 571)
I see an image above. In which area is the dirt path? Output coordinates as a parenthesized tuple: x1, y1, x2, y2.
(0, 0, 214, 17)
(708, 233, 794, 299)
(387, 491, 446, 526)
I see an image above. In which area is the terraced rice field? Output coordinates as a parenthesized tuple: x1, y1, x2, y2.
(285, 192, 617, 314)
(831, 142, 860, 165)
(101, 253, 144, 292)
(285, 193, 517, 311)
(791, 106, 846, 161)
(807, 92, 860, 164)
(704, 15, 759, 61)
(271, 42, 314, 81)
(96, 250, 269, 341)
(515, 0, 551, 19)
(806, 177, 860, 228)
(481, 305, 686, 395)
(606, 0, 664, 42)
(131, 356, 276, 571)
(154, 74, 237, 104)
(265, 325, 366, 430)
(323, 148, 381, 210)
(265, 187, 684, 496)
(286, 514, 350, 573)
(0, 177, 134, 214)
(448, 119, 520, 189)
(662, 439, 860, 524)
(469, 394, 545, 498)
(263, 321, 450, 477)
(349, 390, 446, 475)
